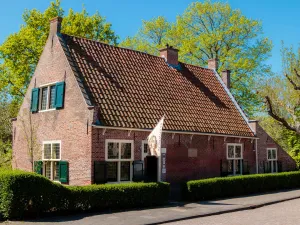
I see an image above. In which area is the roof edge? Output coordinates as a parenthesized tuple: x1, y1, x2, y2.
(92, 125, 257, 139)
(212, 69, 255, 135)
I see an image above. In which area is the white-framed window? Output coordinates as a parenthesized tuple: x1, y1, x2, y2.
(141, 140, 150, 160)
(42, 141, 61, 181)
(105, 139, 134, 182)
(39, 83, 56, 111)
(227, 143, 243, 175)
(267, 148, 278, 173)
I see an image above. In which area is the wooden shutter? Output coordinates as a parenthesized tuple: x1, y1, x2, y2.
(55, 82, 65, 109)
(59, 161, 68, 183)
(34, 161, 43, 175)
(30, 88, 39, 112)
(94, 161, 107, 184)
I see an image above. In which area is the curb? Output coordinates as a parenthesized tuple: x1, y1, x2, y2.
(146, 195, 300, 225)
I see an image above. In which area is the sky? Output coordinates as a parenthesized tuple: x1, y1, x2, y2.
(0, 0, 299, 74)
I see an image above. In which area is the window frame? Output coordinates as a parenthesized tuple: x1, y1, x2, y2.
(105, 139, 134, 183)
(42, 140, 62, 181)
(141, 140, 150, 160)
(38, 82, 58, 112)
(267, 148, 277, 161)
(226, 143, 243, 160)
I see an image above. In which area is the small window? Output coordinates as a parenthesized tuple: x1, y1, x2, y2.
(267, 148, 277, 160)
(42, 141, 61, 181)
(227, 144, 243, 160)
(105, 140, 134, 182)
(39, 84, 58, 111)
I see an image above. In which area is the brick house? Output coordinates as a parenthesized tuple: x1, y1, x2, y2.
(12, 17, 296, 185)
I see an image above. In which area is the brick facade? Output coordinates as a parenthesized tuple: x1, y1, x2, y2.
(12, 31, 94, 185)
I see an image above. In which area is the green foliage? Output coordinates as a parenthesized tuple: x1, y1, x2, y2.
(0, 170, 169, 219)
(120, 16, 171, 55)
(184, 171, 300, 201)
(0, 0, 118, 101)
(121, 0, 272, 117)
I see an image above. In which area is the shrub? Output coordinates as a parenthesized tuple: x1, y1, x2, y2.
(0, 170, 169, 219)
(185, 171, 300, 201)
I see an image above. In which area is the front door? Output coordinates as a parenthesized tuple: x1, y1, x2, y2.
(145, 155, 158, 182)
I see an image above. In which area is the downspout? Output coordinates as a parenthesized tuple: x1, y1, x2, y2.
(256, 138, 258, 174)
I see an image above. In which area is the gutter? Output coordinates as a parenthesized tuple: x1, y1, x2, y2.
(92, 124, 258, 139)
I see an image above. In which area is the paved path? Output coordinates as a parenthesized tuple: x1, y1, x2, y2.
(4, 189, 300, 225)
(166, 198, 300, 225)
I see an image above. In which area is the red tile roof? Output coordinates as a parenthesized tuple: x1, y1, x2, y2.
(59, 34, 254, 137)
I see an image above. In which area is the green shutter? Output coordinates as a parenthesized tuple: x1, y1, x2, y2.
(55, 82, 65, 109)
(94, 161, 107, 184)
(59, 161, 68, 183)
(30, 88, 39, 112)
(34, 161, 43, 175)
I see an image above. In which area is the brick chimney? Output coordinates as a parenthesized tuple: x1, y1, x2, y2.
(208, 58, 218, 70)
(49, 17, 62, 37)
(222, 70, 231, 89)
(159, 44, 179, 66)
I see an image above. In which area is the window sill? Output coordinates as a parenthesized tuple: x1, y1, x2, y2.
(39, 108, 56, 113)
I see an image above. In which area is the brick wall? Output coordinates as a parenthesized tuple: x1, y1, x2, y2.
(256, 124, 296, 172)
(91, 128, 256, 183)
(12, 33, 94, 185)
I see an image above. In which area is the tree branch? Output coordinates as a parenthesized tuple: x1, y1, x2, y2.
(285, 73, 300, 90)
(265, 96, 297, 132)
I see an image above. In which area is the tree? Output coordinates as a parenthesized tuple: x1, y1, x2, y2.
(120, 16, 171, 55)
(121, 1, 272, 117)
(264, 44, 300, 135)
(0, 0, 118, 102)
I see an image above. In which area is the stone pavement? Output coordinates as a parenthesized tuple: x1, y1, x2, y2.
(5, 189, 300, 225)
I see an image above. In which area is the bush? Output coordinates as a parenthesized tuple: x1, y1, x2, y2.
(0, 170, 169, 219)
(185, 171, 300, 201)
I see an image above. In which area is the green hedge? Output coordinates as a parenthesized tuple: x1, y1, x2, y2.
(0, 170, 169, 219)
(185, 171, 300, 201)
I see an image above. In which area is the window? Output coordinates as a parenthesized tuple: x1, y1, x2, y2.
(267, 148, 277, 173)
(227, 144, 243, 175)
(42, 141, 61, 181)
(40, 84, 56, 111)
(141, 140, 150, 160)
(105, 140, 134, 182)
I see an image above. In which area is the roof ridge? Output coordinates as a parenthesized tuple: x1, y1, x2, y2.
(60, 33, 211, 71)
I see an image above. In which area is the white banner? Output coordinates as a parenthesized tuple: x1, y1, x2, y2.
(147, 116, 164, 157)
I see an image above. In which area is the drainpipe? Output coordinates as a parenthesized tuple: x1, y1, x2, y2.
(256, 138, 258, 174)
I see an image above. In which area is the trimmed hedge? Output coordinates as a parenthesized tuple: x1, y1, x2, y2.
(185, 171, 300, 201)
(0, 170, 169, 219)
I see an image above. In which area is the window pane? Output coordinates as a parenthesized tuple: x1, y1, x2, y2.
(121, 143, 132, 159)
(44, 161, 51, 179)
(53, 162, 59, 181)
(52, 143, 60, 159)
(49, 85, 56, 109)
(144, 143, 149, 154)
(235, 146, 242, 158)
(228, 145, 234, 159)
(44, 144, 51, 159)
(108, 142, 119, 159)
(107, 162, 118, 182)
(41, 87, 48, 110)
(121, 162, 130, 181)
(272, 149, 277, 159)
(268, 149, 272, 160)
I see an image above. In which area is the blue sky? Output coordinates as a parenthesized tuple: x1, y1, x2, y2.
(0, 0, 299, 73)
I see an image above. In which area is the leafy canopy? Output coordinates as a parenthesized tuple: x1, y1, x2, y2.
(0, 0, 118, 101)
(120, 0, 272, 117)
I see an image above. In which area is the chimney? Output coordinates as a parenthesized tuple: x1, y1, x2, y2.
(222, 70, 231, 89)
(208, 58, 218, 70)
(159, 44, 179, 66)
(49, 17, 62, 37)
